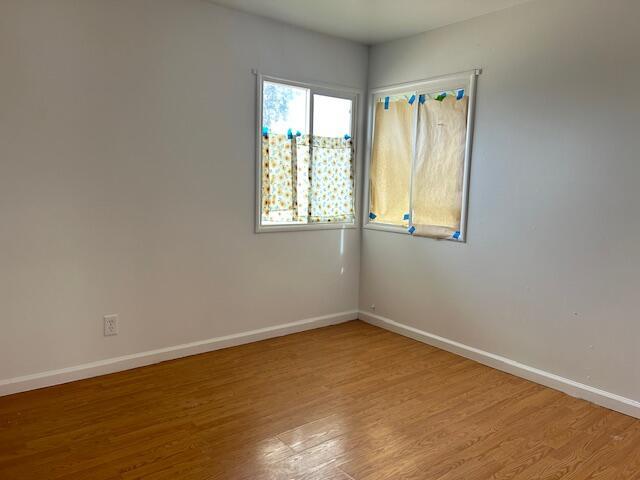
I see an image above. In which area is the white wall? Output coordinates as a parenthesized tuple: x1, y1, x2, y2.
(0, 0, 367, 381)
(3, 0, 638, 407)
(363, 0, 640, 402)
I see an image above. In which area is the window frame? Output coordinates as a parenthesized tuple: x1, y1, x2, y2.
(255, 72, 361, 233)
(362, 69, 481, 242)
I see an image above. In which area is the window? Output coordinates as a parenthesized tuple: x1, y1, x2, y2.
(364, 70, 480, 242)
(256, 75, 359, 232)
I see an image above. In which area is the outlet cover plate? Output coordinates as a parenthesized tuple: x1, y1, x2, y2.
(104, 314, 119, 336)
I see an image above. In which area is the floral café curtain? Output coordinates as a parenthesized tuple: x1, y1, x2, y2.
(261, 133, 354, 224)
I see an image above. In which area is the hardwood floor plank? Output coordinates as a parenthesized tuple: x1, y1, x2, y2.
(0, 320, 638, 479)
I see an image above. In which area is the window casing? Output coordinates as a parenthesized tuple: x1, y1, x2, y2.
(363, 70, 480, 242)
(255, 73, 360, 233)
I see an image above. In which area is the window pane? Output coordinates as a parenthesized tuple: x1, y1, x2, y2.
(261, 81, 310, 226)
(313, 94, 352, 138)
(369, 94, 415, 226)
(262, 81, 309, 135)
(261, 133, 309, 225)
(259, 80, 357, 229)
(309, 94, 354, 224)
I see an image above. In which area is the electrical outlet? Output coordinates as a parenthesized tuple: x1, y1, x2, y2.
(104, 314, 119, 336)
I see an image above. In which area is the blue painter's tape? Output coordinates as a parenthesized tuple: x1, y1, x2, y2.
(287, 128, 293, 139)
(403, 213, 410, 221)
(344, 134, 351, 140)
(457, 89, 465, 100)
(262, 127, 269, 137)
(452, 231, 461, 239)
(384, 96, 390, 110)
(369, 212, 377, 220)
(419, 94, 426, 104)
(408, 94, 416, 105)
(408, 226, 416, 234)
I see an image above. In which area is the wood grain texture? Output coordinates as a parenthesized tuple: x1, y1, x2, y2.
(0, 320, 638, 479)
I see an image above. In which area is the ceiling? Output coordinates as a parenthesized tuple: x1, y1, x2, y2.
(208, 0, 533, 44)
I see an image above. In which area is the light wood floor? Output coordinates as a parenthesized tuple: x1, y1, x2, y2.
(1, 321, 639, 479)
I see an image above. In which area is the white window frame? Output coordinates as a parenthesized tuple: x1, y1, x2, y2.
(255, 72, 361, 233)
(362, 69, 481, 242)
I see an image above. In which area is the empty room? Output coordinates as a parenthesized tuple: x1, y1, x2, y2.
(1, 0, 639, 478)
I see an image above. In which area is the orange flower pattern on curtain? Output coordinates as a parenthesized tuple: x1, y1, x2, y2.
(262, 134, 354, 224)
(308, 136, 354, 223)
(262, 134, 307, 223)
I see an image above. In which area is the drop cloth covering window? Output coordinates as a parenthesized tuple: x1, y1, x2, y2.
(413, 95, 468, 238)
(367, 74, 475, 241)
(369, 98, 414, 226)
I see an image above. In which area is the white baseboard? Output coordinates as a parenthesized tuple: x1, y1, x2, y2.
(359, 311, 640, 419)
(0, 310, 358, 397)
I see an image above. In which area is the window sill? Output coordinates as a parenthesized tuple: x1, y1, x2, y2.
(256, 223, 360, 233)
(363, 223, 466, 243)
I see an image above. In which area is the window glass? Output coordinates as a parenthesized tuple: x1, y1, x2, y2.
(262, 81, 309, 135)
(259, 78, 356, 229)
(313, 94, 352, 138)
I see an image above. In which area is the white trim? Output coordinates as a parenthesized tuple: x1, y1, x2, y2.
(258, 223, 359, 233)
(252, 69, 362, 96)
(0, 310, 358, 397)
(407, 88, 419, 233)
(359, 311, 640, 419)
(255, 71, 362, 234)
(458, 71, 479, 242)
(369, 69, 482, 95)
(254, 69, 264, 233)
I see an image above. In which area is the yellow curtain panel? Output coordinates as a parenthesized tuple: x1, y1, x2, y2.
(412, 95, 468, 238)
(369, 99, 414, 225)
